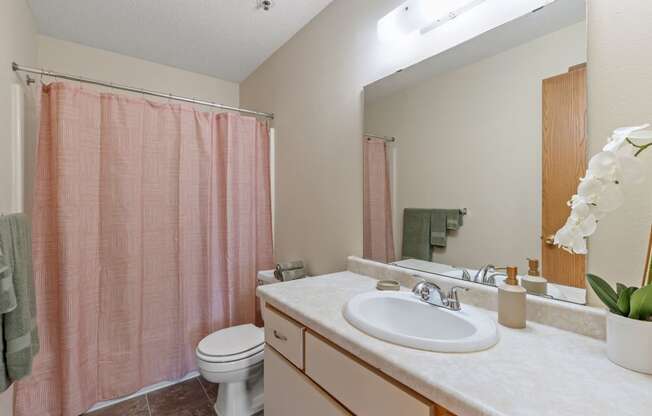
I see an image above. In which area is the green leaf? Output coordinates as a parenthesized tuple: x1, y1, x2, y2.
(587, 274, 621, 314)
(616, 287, 636, 316)
(629, 284, 652, 320)
(616, 283, 628, 297)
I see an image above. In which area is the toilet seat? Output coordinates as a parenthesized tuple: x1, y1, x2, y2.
(196, 324, 264, 365)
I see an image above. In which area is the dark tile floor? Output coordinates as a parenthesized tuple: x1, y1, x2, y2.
(85, 377, 218, 416)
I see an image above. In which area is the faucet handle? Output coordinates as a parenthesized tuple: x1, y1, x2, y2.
(461, 269, 471, 281)
(447, 286, 469, 311)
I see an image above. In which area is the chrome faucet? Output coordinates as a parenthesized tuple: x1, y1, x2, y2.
(473, 264, 496, 283)
(484, 272, 506, 287)
(461, 269, 472, 281)
(412, 281, 469, 311)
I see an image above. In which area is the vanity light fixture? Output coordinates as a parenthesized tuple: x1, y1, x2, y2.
(378, 0, 486, 43)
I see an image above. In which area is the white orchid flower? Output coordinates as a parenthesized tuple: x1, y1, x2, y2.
(568, 194, 606, 220)
(554, 219, 588, 254)
(603, 124, 650, 152)
(554, 124, 651, 254)
(586, 151, 619, 181)
(618, 153, 645, 184)
(627, 128, 652, 141)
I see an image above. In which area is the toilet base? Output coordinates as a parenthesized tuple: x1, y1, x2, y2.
(214, 369, 264, 416)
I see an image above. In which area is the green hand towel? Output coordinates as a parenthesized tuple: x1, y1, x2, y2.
(445, 209, 463, 230)
(0, 214, 39, 393)
(430, 210, 448, 248)
(402, 209, 432, 261)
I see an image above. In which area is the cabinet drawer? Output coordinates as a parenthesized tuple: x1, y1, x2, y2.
(265, 346, 352, 416)
(305, 331, 435, 416)
(264, 305, 305, 369)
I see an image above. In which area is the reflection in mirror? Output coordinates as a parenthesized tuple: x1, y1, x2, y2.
(363, 0, 588, 304)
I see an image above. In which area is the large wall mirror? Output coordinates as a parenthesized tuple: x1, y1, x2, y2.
(363, 0, 588, 304)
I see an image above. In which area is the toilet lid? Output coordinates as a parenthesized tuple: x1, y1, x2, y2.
(197, 324, 264, 359)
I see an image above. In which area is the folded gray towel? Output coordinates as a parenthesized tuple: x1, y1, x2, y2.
(274, 261, 307, 281)
(276, 268, 307, 282)
(445, 209, 463, 230)
(401, 209, 432, 261)
(0, 214, 39, 392)
(430, 210, 448, 248)
(275, 260, 304, 272)
(0, 253, 17, 316)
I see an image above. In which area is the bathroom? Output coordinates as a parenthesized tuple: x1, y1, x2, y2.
(1, 0, 651, 415)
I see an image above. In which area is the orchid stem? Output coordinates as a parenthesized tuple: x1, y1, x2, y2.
(626, 138, 652, 157)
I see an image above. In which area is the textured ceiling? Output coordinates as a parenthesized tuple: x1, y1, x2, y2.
(27, 0, 334, 82)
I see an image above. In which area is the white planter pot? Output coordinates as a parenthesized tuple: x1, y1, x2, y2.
(606, 312, 652, 374)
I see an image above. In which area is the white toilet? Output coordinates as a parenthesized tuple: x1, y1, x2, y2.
(196, 270, 277, 416)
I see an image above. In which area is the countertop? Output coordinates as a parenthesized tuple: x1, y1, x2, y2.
(257, 271, 652, 416)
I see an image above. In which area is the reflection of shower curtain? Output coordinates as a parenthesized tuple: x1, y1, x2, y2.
(15, 82, 273, 416)
(363, 139, 395, 263)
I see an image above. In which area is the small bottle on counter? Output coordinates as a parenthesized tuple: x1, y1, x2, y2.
(498, 266, 526, 329)
(521, 258, 548, 295)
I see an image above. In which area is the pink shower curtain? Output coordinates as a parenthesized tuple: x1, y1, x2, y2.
(14, 82, 273, 416)
(363, 139, 395, 263)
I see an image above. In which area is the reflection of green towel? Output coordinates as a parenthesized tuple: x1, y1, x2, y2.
(0, 214, 39, 392)
(402, 209, 432, 261)
(430, 210, 448, 247)
(445, 209, 463, 230)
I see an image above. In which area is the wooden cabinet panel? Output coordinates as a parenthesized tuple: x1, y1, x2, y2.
(264, 305, 305, 369)
(265, 346, 352, 416)
(304, 331, 435, 416)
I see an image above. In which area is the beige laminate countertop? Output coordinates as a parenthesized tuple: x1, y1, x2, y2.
(257, 272, 652, 416)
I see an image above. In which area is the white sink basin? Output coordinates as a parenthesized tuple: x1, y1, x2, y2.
(343, 291, 498, 353)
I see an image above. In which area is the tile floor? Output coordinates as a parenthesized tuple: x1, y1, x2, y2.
(85, 377, 221, 416)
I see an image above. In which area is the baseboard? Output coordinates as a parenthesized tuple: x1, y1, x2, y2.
(86, 370, 200, 412)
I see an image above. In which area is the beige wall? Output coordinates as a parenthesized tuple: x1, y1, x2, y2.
(240, 0, 550, 275)
(0, 0, 38, 413)
(37, 36, 239, 106)
(365, 22, 586, 273)
(241, 0, 652, 303)
(586, 0, 652, 302)
(0, 0, 37, 214)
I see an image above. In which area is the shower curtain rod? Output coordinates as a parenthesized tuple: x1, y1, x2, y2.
(365, 133, 396, 143)
(12, 62, 274, 119)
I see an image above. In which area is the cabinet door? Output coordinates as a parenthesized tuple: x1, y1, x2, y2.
(265, 346, 352, 416)
(304, 332, 435, 416)
(542, 65, 587, 288)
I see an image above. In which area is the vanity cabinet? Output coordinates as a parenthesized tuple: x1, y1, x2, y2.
(265, 346, 352, 415)
(264, 305, 457, 416)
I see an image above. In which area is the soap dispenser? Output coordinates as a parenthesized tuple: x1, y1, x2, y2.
(498, 266, 526, 329)
(521, 258, 548, 295)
